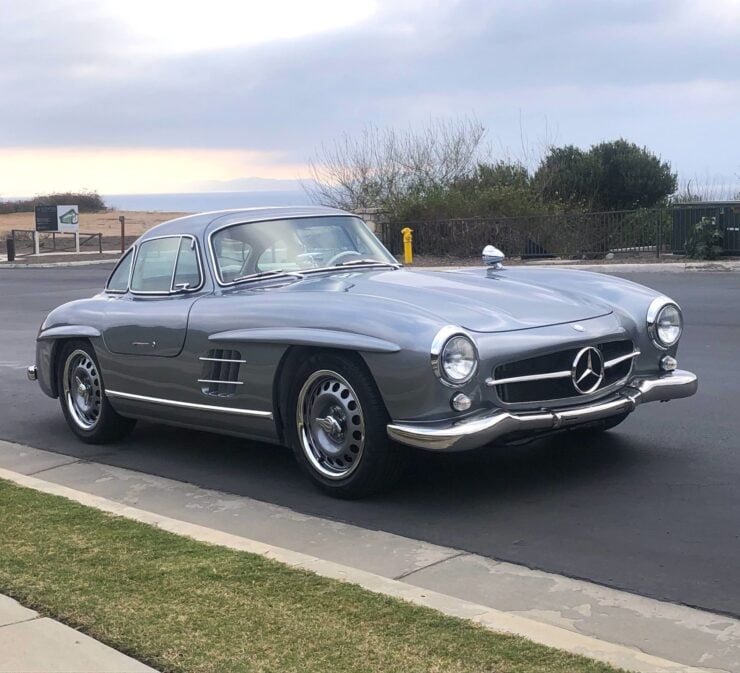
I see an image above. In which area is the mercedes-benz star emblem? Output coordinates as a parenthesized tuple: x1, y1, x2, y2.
(571, 346, 605, 394)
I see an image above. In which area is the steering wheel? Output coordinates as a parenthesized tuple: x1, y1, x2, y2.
(326, 250, 366, 266)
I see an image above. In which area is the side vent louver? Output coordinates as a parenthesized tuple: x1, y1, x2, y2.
(198, 349, 244, 397)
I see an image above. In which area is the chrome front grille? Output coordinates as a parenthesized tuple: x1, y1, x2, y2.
(198, 349, 245, 397)
(488, 339, 638, 404)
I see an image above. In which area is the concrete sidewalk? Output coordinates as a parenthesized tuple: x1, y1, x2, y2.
(0, 440, 738, 673)
(0, 594, 155, 673)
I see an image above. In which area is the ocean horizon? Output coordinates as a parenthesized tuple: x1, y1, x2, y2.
(104, 190, 312, 213)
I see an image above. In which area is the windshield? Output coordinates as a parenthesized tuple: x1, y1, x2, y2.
(211, 216, 398, 284)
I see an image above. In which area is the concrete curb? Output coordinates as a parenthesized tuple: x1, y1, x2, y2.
(0, 465, 722, 673)
(0, 258, 118, 269)
(416, 261, 740, 274)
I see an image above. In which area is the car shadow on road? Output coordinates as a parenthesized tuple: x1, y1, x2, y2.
(71, 419, 643, 519)
(403, 431, 640, 502)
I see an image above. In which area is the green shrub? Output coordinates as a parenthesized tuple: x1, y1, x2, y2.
(685, 217, 724, 259)
(0, 191, 106, 214)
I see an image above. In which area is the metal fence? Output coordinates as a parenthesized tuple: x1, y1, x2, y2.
(380, 208, 670, 259)
(8, 229, 103, 256)
(671, 202, 740, 254)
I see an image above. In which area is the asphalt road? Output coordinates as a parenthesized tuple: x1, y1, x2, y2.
(1, 266, 738, 617)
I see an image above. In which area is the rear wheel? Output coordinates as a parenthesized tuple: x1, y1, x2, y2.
(57, 340, 136, 444)
(286, 352, 405, 498)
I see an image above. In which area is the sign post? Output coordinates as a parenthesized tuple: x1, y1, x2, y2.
(119, 215, 125, 254)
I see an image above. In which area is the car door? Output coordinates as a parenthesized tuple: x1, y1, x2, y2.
(102, 235, 205, 358)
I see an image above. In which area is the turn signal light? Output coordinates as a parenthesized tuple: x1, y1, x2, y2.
(660, 355, 677, 371)
(451, 393, 472, 412)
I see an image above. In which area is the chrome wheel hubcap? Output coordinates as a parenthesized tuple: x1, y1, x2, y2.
(63, 350, 102, 430)
(297, 370, 365, 480)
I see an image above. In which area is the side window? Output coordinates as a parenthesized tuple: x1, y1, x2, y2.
(173, 237, 201, 289)
(130, 237, 180, 293)
(106, 248, 134, 292)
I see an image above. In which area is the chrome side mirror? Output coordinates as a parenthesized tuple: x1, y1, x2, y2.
(482, 245, 505, 270)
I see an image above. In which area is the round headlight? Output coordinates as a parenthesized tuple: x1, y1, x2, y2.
(442, 336, 477, 383)
(431, 327, 479, 386)
(648, 298, 682, 349)
(656, 304, 682, 346)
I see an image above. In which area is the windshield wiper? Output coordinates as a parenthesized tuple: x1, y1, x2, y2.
(334, 258, 397, 267)
(231, 269, 304, 284)
(301, 260, 400, 276)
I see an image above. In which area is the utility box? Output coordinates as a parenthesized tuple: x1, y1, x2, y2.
(671, 201, 740, 254)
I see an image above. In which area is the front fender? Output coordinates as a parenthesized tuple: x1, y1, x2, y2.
(38, 324, 101, 340)
(34, 326, 103, 399)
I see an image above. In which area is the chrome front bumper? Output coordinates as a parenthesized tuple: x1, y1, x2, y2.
(387, 369, 698, 452)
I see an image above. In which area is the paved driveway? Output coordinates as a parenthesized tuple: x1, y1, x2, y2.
(1, 266, 738, 617)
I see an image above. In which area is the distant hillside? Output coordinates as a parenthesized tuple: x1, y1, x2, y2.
(104, 190, 312, 213)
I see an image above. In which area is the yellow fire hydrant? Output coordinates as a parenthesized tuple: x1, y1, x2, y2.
(401, 227, 413, 265)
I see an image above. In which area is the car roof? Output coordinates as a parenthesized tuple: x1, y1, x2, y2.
(138, 206, 353, 240)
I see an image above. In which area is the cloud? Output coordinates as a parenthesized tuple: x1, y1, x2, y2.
(0, 0, 738, 190)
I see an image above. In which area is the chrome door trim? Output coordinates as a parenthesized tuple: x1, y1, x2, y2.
(106, 389, 272, 419)
(196, 379, 244, 385)
(198, 356, 247, 363)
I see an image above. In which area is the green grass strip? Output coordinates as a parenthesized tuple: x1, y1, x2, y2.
(0, 479, 620, 673)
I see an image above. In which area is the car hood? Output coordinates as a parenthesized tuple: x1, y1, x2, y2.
(285, 268, 613, 333)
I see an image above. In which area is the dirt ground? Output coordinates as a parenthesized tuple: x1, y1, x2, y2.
(0, 210, 188, 238)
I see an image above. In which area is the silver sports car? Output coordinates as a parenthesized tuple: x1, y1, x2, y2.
(28, 207, 698, 497)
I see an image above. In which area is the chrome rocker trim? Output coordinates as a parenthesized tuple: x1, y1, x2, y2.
(105, 389, 273, 419)
(387, 369, 698, 452)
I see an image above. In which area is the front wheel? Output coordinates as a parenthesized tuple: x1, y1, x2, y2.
(57, 340, 136, 444)
(286, 352, 405, 498)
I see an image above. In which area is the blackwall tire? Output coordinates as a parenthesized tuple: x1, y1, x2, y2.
(57, 340, 136, 444)
(286, 352, 405, 499)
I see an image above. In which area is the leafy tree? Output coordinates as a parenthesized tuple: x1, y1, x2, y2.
(392, 161, 542, 221)
(534, 139, 677, 211)
(533, 145, 598, 210)
(589, 140, 677, 210)
(306, 117, 486, 215)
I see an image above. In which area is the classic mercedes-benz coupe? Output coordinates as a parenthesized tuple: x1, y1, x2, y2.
(28, 207, 698, 497)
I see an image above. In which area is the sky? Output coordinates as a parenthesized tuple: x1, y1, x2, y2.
(1, 0, 738, 197)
